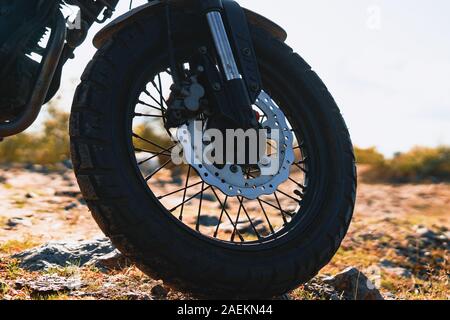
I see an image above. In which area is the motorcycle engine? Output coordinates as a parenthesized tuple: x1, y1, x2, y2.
(0, 0, 63, 121)
(0, 56, 40, 121)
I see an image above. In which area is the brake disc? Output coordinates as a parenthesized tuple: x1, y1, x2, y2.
(177, 91, 295, 200)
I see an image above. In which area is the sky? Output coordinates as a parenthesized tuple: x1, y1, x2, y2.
(39, 0, 450, 156)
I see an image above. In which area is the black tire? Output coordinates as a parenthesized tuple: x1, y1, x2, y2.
(70, 12, 356, 298)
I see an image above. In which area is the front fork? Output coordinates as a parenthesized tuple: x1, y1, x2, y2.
(165, 0, 262, 129)
(202, 0, 262, 128)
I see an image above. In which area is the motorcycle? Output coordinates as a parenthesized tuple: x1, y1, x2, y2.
(0, 0, 356, 298)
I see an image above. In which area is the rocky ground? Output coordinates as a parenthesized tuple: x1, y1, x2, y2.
(0, 165, 448, 300)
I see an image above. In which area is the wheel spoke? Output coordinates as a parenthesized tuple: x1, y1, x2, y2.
(156, 74, 167, 125)
(238, 197, 262, 241)
(276, 188, 301, 202)
(267, 140, 277, 150)
(195, 182, 205, 231)
(179, 166, 191, 221)
(288, 177, 306, 191)
(134, 112, 166, 119)
(138, 149, 172, 165)
(273, 192, 289, 224)
(231, 199, 244, 242)
(133, 132, 176, 154)
(134, 147, 172, 157)
(169, 185, 211, 213)
(258, 198, 293, 219)
(158, 180, 203, 200)
(144, 88, 167, 109)
(213, 194, 228, 238)
(137, 100, 163, 112)
(257, 199, 276, 235)
(211, 187, 245, 242)
(293, 141, 305, 150)
(151, 75, 168, 109)
(145, 158, 172, 181)
(294, 162, 308, 174)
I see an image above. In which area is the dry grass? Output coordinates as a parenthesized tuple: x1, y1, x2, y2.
(0, 239, 40, 256)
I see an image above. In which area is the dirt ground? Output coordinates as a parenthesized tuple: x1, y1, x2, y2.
(0, 165, 448, 300)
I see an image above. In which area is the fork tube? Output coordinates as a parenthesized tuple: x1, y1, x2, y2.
(206, 11, 242, 81)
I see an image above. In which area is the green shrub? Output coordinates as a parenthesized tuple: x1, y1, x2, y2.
(0, 105, 69, 165)
(354, 146, 385, 165)
(363, 146, 450, 183)
(133, 123, 173, 153)
(0, 105, 174, 167)
(0, 131, 34, 163)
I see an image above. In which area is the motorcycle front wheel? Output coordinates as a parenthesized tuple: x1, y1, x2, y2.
(70, 11, 356, 298)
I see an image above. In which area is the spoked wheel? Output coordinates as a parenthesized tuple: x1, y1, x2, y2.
(131, 69, 309, 245)
(70, 13, 356, 298)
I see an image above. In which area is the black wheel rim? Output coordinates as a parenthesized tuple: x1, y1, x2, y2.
(128, 62, 312, 246)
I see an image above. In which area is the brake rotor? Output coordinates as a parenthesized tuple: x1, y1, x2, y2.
(177, 91, 295, 200)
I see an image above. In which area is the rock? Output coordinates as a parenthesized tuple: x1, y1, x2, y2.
(151, 284, 169, 298)
(413, 225, 448, 244)
(301, 277, 342, 300)
(12, 238, 117, 271)
(64, 202, 78, 211)
(25, 192, 38, 199)
(415, 226, 439, 240)
(61, 160, 73, 170)
(444, 231, 450, 241)
(172, 176, 183, 186)
(122, 291, 153, 300)
(171, 168, 183, 186)
(379, 259, 396, 268)
(379, 260, 412, 278)
(363, 265, 382, 288)
(221, 219, 267, 235)
(386, 267, 412, 279)
(217, 201, 230, 210)
(15, 275, 83, 293)
(195, 193, 216, 202)
(197, 215, 220, 227)
(62, 175, 72, 183)
(91, 249, 131, 271)
(273, 293, 292, 300)
(6, 217, 32, 228)
(384, 292, 397, 300)
(26, 164, 49, 174)
(359, 232, 383, 241)
(55, 190, 82, 198)
(323, 267, 384, 300)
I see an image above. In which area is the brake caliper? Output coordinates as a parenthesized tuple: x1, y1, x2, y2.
(165, 74, 206, 129)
